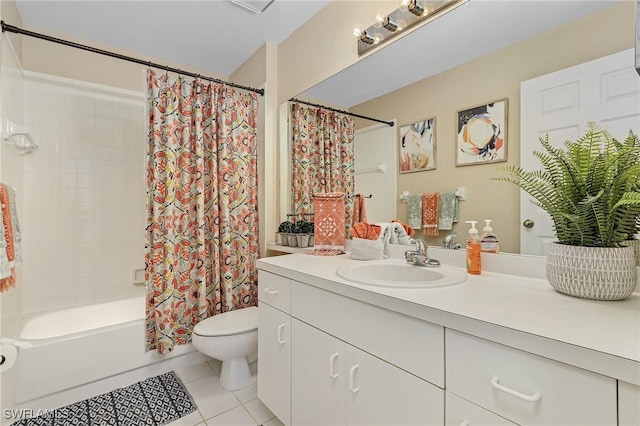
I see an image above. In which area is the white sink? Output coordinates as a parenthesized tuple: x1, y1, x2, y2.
(336, 258, 467, 288)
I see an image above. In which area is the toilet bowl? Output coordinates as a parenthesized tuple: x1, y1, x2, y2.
(191, 306, 258, 391)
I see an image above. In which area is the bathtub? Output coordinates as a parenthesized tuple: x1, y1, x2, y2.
(12, 296, 203, 406)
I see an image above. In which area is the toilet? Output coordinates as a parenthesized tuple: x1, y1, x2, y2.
(191, 306, 258, 391)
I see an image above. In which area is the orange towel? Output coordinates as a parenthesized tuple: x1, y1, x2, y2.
(422, 192, 439, 237)
(349, 222, 381, 240)
(307, 192, 346, 256)
(0, 183, 16, 292)
(352, 194, 367, 225)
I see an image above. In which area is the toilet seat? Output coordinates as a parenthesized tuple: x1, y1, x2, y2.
(193, 306, 258, 337)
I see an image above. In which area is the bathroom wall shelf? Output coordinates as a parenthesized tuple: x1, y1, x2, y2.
(2, 117, 38, 155)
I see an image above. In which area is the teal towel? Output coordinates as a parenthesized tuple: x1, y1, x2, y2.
(438, 191, 459, 230)
(406, 195, 422, 229)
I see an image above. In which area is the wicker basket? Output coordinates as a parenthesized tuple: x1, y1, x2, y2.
(546, 243, 637, 301)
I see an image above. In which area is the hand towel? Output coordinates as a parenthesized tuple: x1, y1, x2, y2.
(391, 220, 415, 238)
(0, 183, 19, 292)
(307, 192, 346, 256)
(352, 194, 367, 225)
(406, 195, 423, 230)
(422, 192, 440, 237)
(389, 222, 413, 245)
(438, 191, 459, 231)
(349, 222, 381, 240)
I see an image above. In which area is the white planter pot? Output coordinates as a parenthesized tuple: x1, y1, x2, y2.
(546, 243, 637, 301)
(621, 239, 640, 267)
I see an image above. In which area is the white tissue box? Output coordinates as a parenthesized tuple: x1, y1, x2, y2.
(350, 237, 386, 261)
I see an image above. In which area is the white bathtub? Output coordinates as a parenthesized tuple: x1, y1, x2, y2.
(12, 296, 203, 406)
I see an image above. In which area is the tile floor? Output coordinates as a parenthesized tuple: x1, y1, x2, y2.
(170, 359, 282, 426)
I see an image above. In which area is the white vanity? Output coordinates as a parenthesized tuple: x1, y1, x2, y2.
(256, 248, 640, 425)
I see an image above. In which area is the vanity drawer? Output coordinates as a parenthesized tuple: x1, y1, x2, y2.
(446, 391, 516, 426)
(291, 281, 444, 387)
(258, 270, 291, 313)
(446, 329, 616, 426)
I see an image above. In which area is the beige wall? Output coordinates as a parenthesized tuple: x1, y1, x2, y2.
(349, 2, 634, 254)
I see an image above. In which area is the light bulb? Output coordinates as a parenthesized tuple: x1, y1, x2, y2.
(396, 19, 407, 31)
(353, 26, 363, 37)
(374, 12, 385, 28)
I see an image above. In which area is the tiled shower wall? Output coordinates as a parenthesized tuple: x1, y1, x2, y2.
(21, 72, 146, 313)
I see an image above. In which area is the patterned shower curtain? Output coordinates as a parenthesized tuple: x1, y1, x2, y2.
(145, 69, 259, 354)
(290, 103, 355, 225)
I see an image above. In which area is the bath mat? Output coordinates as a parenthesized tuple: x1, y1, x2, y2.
(11, 371, 196, 426)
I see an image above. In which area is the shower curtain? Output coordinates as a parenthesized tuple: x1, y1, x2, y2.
(290, 103, 355, 225)
(145, 69, 259, 353)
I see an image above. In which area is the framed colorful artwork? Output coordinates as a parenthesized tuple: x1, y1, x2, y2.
(456, 98, 508, 166)
(399, 117, 436, 173)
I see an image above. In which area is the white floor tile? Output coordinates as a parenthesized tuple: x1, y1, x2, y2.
(207, 358, 223, 375)
(232, 384, 257, 404)
(165, 410, 204, 426)
(196, 390, 241, 421)
(185, 375, 226, 400)
(177, 362, 217, 384)
(264, 417, 284, 426)
(243, 398, 276, 424)
(205, 406, 257, 426)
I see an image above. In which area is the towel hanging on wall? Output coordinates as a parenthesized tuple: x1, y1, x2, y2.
(422, 192, 440, 236)
(307, 192, 346, 256)
(0, 183, 21, 292)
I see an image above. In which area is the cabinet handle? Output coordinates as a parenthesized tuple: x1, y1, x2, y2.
(490, 377, 541, 402)
(349, 364, 360, 393)
(263, 287, 279, 295)
(329, 352, 339, 379)
(459, 422, 469, 426)
(276, 324, 286, 344)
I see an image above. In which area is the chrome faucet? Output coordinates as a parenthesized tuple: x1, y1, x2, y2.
(405, 238, 441, 267)
(443, 232, 461, 249)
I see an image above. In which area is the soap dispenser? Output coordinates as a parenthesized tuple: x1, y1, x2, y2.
(465, 221, 482, 275)
(481, 219, 499, 253)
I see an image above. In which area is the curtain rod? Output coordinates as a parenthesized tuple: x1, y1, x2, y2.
(289, 98, 394, 127)
(0, 21, 265, 96)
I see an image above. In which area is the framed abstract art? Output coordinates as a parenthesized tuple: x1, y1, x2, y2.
(399, 117, 436, 173)
(456, 98, 508, 166)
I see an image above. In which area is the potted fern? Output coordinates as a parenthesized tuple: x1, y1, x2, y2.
(494, 124, 640, 300)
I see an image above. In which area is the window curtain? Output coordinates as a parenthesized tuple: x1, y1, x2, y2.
(290, 103, 355, 226)
(145, 69, 259, 354)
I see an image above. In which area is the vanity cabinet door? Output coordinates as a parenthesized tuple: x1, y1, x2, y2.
(445, 391, 516, 426)
(292, 319, 347, 426)
(257, 303, 291, 425)
(291, 318, 444, 426)
(346, 344, 444, 426)
(619, 381, 640, 426)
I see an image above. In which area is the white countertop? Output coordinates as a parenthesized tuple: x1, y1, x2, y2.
(257, 250, 640, 385)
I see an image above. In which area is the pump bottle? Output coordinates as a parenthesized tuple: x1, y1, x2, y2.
(465, 221, 482, 275)
(481, 219, 499, 253)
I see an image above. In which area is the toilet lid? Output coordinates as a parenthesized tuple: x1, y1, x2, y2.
(193, 306, 258, 337)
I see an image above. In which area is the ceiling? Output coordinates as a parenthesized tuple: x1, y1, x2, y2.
(303, 0, 623, 108)
(14, 0, 330, 77)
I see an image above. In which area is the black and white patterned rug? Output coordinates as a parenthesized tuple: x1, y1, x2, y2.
(12, 371, 196, 426)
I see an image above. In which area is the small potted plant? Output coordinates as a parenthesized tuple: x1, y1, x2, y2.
(494, 124, 640, 300)
(277, 220, 295, 246)
(295, 220, 314, 248)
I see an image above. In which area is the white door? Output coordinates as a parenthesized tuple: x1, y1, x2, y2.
(520, 49, 640, 255)
(291, 319, 347, 426)
(257, 304, 291, 425)
(346, 345, 444, 426)
(353, 122, 397, 223)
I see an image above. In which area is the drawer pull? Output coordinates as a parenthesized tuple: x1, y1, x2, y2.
(329, 352, 339, 379)
(263, 287, 279, 295)
(349, 364, 360, 393)
(276, 323, 287, 344)
(491, 377, 541, 402)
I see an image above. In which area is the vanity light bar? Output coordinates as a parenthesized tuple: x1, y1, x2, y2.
(356, 0, 469, 56)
